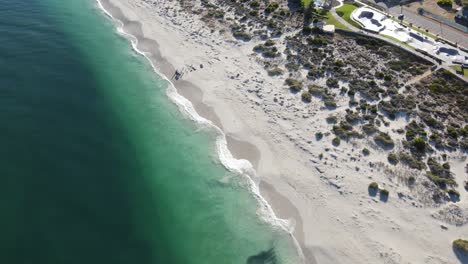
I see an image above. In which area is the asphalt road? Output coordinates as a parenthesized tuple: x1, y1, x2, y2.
(387, 7, 468, 49)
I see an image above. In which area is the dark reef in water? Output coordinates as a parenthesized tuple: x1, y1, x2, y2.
(247, 248, 277, 264)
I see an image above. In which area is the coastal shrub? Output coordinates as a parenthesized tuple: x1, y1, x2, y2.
(206, 9, 225, 18)
(267, 67, 284, 76)
(334, 60, 345, 67)
(387, 153, 399, 165)
(345, 112, 360, 123)
(411, 137, 427, 153)
(447, 126, 459, 138)
(285, 78, 303, 92)
(264, 39, 275, 47)
(285, 62, 300, 71)
(374, 132, 394, 149)
(326, 78, 339, 88)
(362, 148, 370, 155)
(315, 132, 323, 140)
(301, 92, 312, 102)
(408, 175, 415, 184)
(380, 188, 389, 196)
(253, 44, 265, 52)
(250, 0, 260, 8)
(405, 121, 426, 141)
(249, 10, 259, 16)
(326, 115, 338, 124)
(332, 137, 341, 146)
(307, 37, 328, 46)
(399, 152, 426, 170)
(448, 189, 460, 198)
(308, 85, 324, 96)
(324, 98, 337, 108)
(265, 2, 279, 13)
(427, 157, 451, 178)
(453, 239, 468, 254)
(437, 0, 452, 7)
(233, 31, 252, 41)
(426, 172, 457, 188)
(262, 48, 279, 58)
(362, 123, 378, 135)
(302, 26, 312, 34)
(368, 182, 378, 190)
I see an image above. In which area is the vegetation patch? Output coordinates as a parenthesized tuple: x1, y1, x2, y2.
(452, 239, 468, 254)
(374, 132, 394, 149)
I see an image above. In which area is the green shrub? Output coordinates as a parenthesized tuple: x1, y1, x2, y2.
(368, 182, 378, 189)
(362, 148, 370, 155)
(380, 188, 389, 196)
(447, 189, 460, 198)
(324, 98, 337, 108)
(315, 132, 323, 140)
(264, 39, 275, 46)
(334, 60, 345, 67)
(302, 92, 312, 102)
(326, 115, 338, 124)
(408, 176, 415, 183)
(374, 132, 394, 149)
(253, 44, 264, 52)
(308, 85, 324, 96)
(285, 78, 303, 92)
(411, 137, 427, 153)
(453, 239, 468, 253)
(233, 31, 252, 41)
(249, 10, 259, 16)
(332, 137, 341, 146)
(437, 0, 452, 7)
(400, 152, 426, 170)
(326, 78, 339, 88)
(267, 67, 283, 76)
(250, 0, 260, 8)
(285, 62, 300, 71)
(388, 153, 399, 165)
(426, 172, 456, 188)
(265, 2, 279, 13)
(362, 123, 378, 135)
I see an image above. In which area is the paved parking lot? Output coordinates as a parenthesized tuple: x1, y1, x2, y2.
(369, 1, 468, 49)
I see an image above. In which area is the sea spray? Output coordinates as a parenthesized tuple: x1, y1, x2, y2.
(95, 0, 305, 262)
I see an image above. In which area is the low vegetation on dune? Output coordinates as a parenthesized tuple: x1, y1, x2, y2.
(180, 0, 466, 205)
(453, 239, 468, 254)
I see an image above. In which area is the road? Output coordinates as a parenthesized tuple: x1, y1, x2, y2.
(388, 7, 468, 49)
(329, 7, 467, 81)
(367, 1, 468, 49)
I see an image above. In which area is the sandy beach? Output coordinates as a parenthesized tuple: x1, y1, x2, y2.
(98, 1, 467, 263)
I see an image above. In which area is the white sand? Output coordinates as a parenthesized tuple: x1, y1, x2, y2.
(99, 1, 468, 263)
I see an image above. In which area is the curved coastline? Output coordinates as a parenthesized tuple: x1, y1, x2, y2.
(95, 0, 306, 262)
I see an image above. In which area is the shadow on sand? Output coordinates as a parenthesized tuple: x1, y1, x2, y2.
(453, 247, 468, 264)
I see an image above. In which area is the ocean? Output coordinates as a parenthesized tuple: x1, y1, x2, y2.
(0, 0, 300, 263)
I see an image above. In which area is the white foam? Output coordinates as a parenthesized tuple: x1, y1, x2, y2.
(95, 1, 305, 262)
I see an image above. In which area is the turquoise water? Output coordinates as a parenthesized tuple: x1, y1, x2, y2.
(0, 0, 300, 263)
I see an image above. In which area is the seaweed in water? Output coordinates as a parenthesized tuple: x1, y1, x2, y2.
(247, 248, 277, 264)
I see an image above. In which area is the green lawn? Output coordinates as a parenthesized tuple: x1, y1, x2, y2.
(336, 4, 361, 29)
(324, 11, 349, 30)
(450, 65, 468, 77)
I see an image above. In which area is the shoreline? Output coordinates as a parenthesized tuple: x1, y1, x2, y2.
(95, 0, 309, 262)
